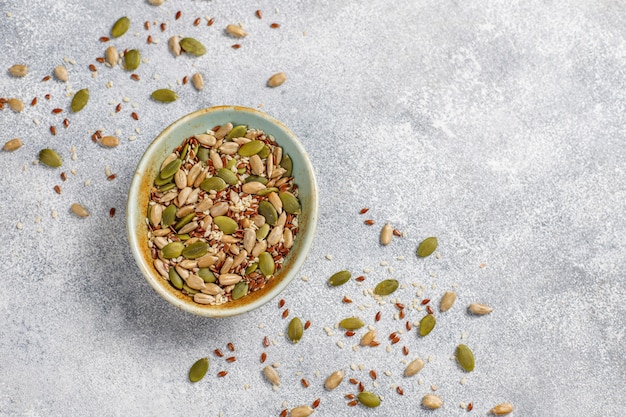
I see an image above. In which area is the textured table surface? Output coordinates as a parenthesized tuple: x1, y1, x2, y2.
(1, 1, 625, 416)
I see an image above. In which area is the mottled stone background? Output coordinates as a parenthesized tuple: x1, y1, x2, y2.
(0, 1, 624, 416)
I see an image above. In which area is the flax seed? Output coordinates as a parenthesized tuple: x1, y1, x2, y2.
(89, 64, 97, 72)
(301, 378, 309, 388)
(53, 185, 61, 194)
(96, 57, 105, 63)
(406, 321, 412, 331)
(100, 36, 110, 42)
(345, 394, 355, 400)
(217, 370, 228, 377)
(255, 10, 262, 19)
(304, 320, 311, 330)
(356, 275, 365, 282)
(45, 94, 51, 100)
(160, 22, 166, 31)
(131, 73, 140, 81)
(364, 219, 374, 225)
(279, 410, 288, 417)
(232, 44, 241, 49)
(358, 382, 364, 392)
(226, 356, 236, 363)
(227, 342, 235, 352)
(42, 75, 51, 82)
(144, 21, 150, 30)
(193, 17, 201, 26)
(311, 398, 320, 409)
(359, 208, 369, 214)
(263, 336, 270, 347)
(63, 118, 69, 128)
(270, 23, 280, 28)
(345, 331, 355, 337)
(396, 386, 404, 395)
(347, 400, 358, 407)
(421, 298, 431, 305)
(31, 97, 37, 106)
(403, 345, 409, 355)
(399, 310, 406, 319)
(395, 303, 405, 310)
(175, 10, 181, 20)
(207, 18, 214, 26)
(375, 311, 381, 322)
(343, 296, 353, 303)
(369, 370, 377, 380)
(107, 174, 117, 181)
(349, 378, 358, 385)
(131, 112, 139, 120)
(279, 299, 285, 308)
(389, 332, 397, 340)
(214, 348, 224, 357)
(468, 402, 473, 411)
(50, 126, 57, 135)
(147, 35, 153, 44)
(182, 75, 189, 85)
(109, 208, 116, 217)
(282, 309, 289, 319)
(427, 305, 434, 314)
(391, 336, 400, 344)
(260, 352, 267, 363)
(52, 108, 62, 114)
(60, 172, 67, 181)
(115, 103, 121, 112)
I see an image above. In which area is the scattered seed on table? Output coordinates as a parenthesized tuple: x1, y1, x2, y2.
(131, 112, 139, 120)
(227, 342, 235, 352)
(355, 275, 365, 282)
(207, 18, 214, 26)
(31, 97, 37, 106)
(359, 208, 369, 214)
(301, 378, 309, 388)
(311, 398, 320, 409)
(115, 103, 122, 112)
(107, 174, 117, 181)
(343, 296, 353, 303)
(255, 10, 262, 19)
(175, 10, 182, 20)
(396, 386, 404, 395)
(270, 23, 280, 28)
(232, 44, 241, 49)
(60, 172, 67, 181)
(279, 299, 285, 308)
(214, 348, 224, 357)
(50, 126, 57, 135)
(349, 378, 358, 385)
(345, 331, 355, 337)
(225, 356, 236, 363)
(369, 370, 377, 380)
(217, 370, 228, 377)
(357, 382, 364, 392)
(144, 21, 150, 30)
(160, 22, 166, 31)
(421, 299, 431, 305)
(364, 219, 374, 225)
(375, 311, 381, 322)
(193, 17, 201, 26)
(263, 336, 270, 347)
(182, 75, 189, 85)
(63, 118, 69, 128)
(42, 75, 51, 82)
(427, 305, 434, 314)
(260, 352, 267, 363)
(345, 394, 355, 400)
(282, 309, 289, 319)
(109, 208, 116, 217)
(53, 185, 61, 194)
(279, 410, 288, 417)
(45, 94, 51, 100)
(468, 402, 474, 411)
(347, 400, 358, 407)
(147, 35, 153, 44)
(99, 36, 109, 42)
(304, 320, 311, 330)
(403, 345, 409, 355)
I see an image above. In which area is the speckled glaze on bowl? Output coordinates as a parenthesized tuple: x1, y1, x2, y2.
(126, 106, 318, 317)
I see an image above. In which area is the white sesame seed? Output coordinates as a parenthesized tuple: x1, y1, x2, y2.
(123, 97, 130, 103)
(129, 136, 137, 141)
(296, 371, 302, 376)
(460, 377, 467, 385)
(461, 331, 467, 339)
(431, 384, 438, 391)
(33, 118, 40, 125)
(428, 355, 435, 363)
(363, 268, 371, 273)
(358, 305, 365, 311)
(384, 370, 392, 377)
(51, 210, 58, 218)
(36, 228, 43, 233)
(336, 341, 344, 349)
(396, 255, 405, 260)
(388, 267, 394, 273)
(314, 370, 320, 377)
(460, 402, 467, 409)
(352, 345, 359, 352)
(258, 323, 265, 329)
(380, 261, 388, 266)
(436, 253, 441, 259)
(35, 215, 42, 224)
(244, 384, 249, 390)
(350, 364, 357, 371)
(373, 381, 378, 388)
(16, 222, 23, 230)
(325, 254, 333, 260)
(272, 362, 280, 368)
(385, 346, 391, 353)
(358, 364, 364, 371)
(418, 378, 424, 385)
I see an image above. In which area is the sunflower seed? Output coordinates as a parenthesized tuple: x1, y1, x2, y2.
(283, 228, 293, 248)
(168, 36, 181, 57)
(439, 291, 456, 312)
(149, 204, 163, 226)
(404, 358, 425, 377)
(105, 46, 118, 67)
(8, 98, 23, 112)
(468, 303, 493, 315)
(191, 73, 204, 90)
(54, 65, 69, 81)
(268, 72, 287, 87)
(361, 329, 377, 346)
(100, 136, 119, 147)
(263, 365, 280, 386)
(225, 24, 247, 38)
(290, 406, 313, 417)
(147, 0, 163, 5)
(490, 403, 514, 415)
(3, 138, 22, 152)
(422, 394, 443, 409)
(193, 293, 214, 304)
(214, 123, 233, 140)
(8, 64, 28, 77)
(70, 203, 90, 218)
(380, 223, 393, 245)
(218, 273, 242, 286)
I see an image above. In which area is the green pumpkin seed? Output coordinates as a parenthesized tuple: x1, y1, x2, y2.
(245, 263, 258, 275)
(160, 158, 182, 179)
(124, 49, 140, 71)
(259, 252, 275, 276)
(280, 154, 293, 177)
(328, 270, 351, 287)
(111, 16, 130, 38)
(169, 267, 184, 289)
(217, 168, 238, 185)
(339, 317, 365, 330)
(258, 145, 271, 158)
(256, 223, 270, 240)
(71, 88, 89, 112)
(214, 216, 238, 234)
(232, 281, 249, 300)
(161, 204, 176, 227)
(182, 283, 199, 294)
(256, 187, 279, 196)
(419, 314, 436, 336)
(374, 279, 399, 296)
(197, 147, 210, 162)
(417, 236, 438, 257)
(180, 143, 190, 161)
(176, 234, 190, 241)
(200, 177, 227, 192)
(189, 357, 209, 382)
(244, 175, 268, 185)
(162, 242, 184, 258)
(237, 167, 246, 174)
(258, 201, 278, 226)
(151, 88, 178, 102)
(287, 317, 303, 343)
(182, 241, 208, 259)
(238, 140, 264, 156)
(39, 148, 62, 167)
(225, 124, 247, 140)
(226, 158, 237, 169)
(456, 344, 475, 372)
(158, 183, 177, 192)
(175, 212, 195, 231)
(358, 391, 381, 408)
(198, 268, 216, 283)
(154, 174, 174, 186)
(279, 192, 301, 214)
(179, 37, 206, 56)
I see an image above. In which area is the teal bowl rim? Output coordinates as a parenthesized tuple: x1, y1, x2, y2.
(126, 105, 318, 317)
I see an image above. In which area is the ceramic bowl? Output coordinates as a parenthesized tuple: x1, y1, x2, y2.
(126, 106, 318, 317)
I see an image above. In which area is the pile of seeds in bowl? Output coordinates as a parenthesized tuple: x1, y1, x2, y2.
(147, 122, 300, 305)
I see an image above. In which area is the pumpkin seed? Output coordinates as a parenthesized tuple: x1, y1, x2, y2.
(417, 236, 438, 257)
(197, 147, 210, 162)
(279, 154, 292, 177)
(238, 140, 264, 156)
(213, 216, 237, 234)
(374, 279, 399, 296)
(71, 88, 89, 113)
(244, 175, 268, 185)
(328, 270, 351, 287)
(217, 168, 238, 185)
(422, 394, 443, 409)
(490, 403, 514, 415)
(258, 252, 275, 276)
(258, 201, 278, 225)
(256, 223, 270, 240)
(151, 88, 178, 103)
(226, 124, 247, 140)
(182, 283, 199, 294)
(169, 267, 184, 289)
(419, 314, 436, 336)
(189, 357, 209, 382)
(232, 281, 249, 300)
(158, 183, 177, 192)
(39, 149, 62, 167)
(456, 344, 475, 372)
(182, 241, 208, 259)
(179, 37, 206, 56)
(154, 174, 174, 186)
(111, 16, 130, 38)
(161, 204, 176, 227)
(176, 233, 190, 241)
(245, 262, 258, 275)
(279, 192, 301, 214)
(198, 268, 216, 283)
(287, 317, 303, 343)
(162, 242, 184, 258)
(160, 158, 182, 179)
(357, 391, 381, 408)
(256, 187, 279, 196)
(200, 177, 227, 192)
(258, 145, 271, 159)
(339, 317, 365, 330)
(175, 212, 195, 231)
(124, 49, 140, 71)
(180, 143, 190, 161)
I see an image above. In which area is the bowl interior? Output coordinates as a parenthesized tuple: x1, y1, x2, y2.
(127, 106, 318, 317)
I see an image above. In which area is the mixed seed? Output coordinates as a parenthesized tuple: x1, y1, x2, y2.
(147, 123, 301, 305)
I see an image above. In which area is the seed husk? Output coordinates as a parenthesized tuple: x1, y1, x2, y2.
(226, 124, 248, 140)
(238, 140, 264, 156)
(3, 138, 22, 152)
(182, 241, 209, 259)
(151, 88, 178, 102)
(404, 358, 425, 377)
(490, 403, 514, 415)
(217, 168, 238, 185)
(105, 46, 118, 67)
(328, 270, 351, 287)
(161, 204, 176, 227)
(225, 24, 247, 38)
(422, 394, 443, 409)
(468, 303, 493, 315)
(200, 176, 227, 192)
(39, 148, 62, 167)
(100, 136, 119, 147)
(169, 267, 184, 289)
(191, 73, 204, 90)
(8, 98, 23, 112)
(54, 65, 69, 81)
(374, 279, 399, 296)
(162, 242, 185, 258)
(8, 64, 28, 77)
(357, 391, 381, 408)
(263, 365, 280, 386)
(259, 251, 275, 276)
(417, 236, 438, 257)
(111, 16, 130, 38)
(456, 344, 475, 372)
(419, 314, 436, 336)
(268, 72, 287, 87)
(231, 281, 249, 300)
(70, 88, 89, 112)
(440, 291, 457, 312)
(258, 201, 278, 226)
(124, 49, 140, 71)
(179, 37, 206, 56)
(70, 203, 89, 218)
(287, 317, 303, 343)
(279, 192, 301, 214)
(380, 223, 393, 245)
(214, 216, 238, 234)
(189, 357, 209, 383)
(324, 370, 344, 390)
(339, 317, 365, 330)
